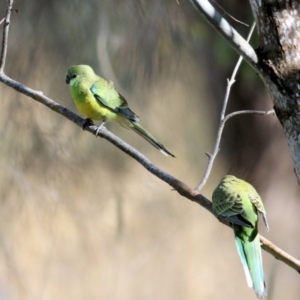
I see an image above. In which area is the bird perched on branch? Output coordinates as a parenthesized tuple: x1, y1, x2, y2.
(65, 65, 174, 157)
(212, 175, 269, 299)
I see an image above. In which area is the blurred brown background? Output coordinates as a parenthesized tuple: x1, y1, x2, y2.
(0, 0, 299, 299)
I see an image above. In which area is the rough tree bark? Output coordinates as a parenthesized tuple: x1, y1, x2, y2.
(250, 1, 300, 183)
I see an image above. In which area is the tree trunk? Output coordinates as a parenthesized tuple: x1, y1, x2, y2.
(250, 1, 300, 183)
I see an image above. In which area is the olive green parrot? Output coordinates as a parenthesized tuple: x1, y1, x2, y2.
(66, 65, 174, 157)
(212, 175, 269, 299)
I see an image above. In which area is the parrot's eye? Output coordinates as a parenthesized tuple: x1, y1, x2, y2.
(71, 74, 77, 79)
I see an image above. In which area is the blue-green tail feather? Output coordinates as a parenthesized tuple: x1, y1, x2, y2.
(235, 235, 267, 299)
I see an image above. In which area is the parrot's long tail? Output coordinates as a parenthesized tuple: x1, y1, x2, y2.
(235, 235, 266, 299)
(130, 122, 175, 157)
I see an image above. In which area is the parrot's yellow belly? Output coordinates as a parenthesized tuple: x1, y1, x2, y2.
(72, 90, 119, 122)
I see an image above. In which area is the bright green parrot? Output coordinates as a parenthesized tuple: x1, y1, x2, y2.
(65, 65, 174, 157)
(212, 175, 269, 299)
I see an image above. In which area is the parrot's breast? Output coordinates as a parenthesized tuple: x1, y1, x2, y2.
(70, 87, 118, 122)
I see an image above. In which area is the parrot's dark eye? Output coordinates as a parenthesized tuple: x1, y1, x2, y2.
(72, 74, 77, 79)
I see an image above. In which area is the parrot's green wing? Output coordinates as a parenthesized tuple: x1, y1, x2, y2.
(91, 79, 140, 122)
(212, 184, 253, 228)
(248, 186, 269, 231)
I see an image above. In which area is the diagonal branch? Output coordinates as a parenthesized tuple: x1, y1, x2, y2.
(260, 236, 300, 273)
(196, 22, 258, 191)
(189, 0, 258, 71)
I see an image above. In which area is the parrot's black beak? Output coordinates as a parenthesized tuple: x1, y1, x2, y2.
(65, 75, 70, 84)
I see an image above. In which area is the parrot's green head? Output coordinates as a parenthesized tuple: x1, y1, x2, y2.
(65, 65, 95, 86)
(221, 175, 237, 183)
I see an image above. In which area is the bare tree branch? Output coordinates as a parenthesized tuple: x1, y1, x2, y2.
(189, 0, 258, 70)
(260, 236, 300, 274)
(195, 109, 274, 191)
(195, 22, 274, 191)
(220, 22, 257, 121)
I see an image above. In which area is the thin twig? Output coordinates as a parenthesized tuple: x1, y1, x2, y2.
(189, 0, 258, 71)
(221, 22, 256, 120)
(0, 0, 13, 73)
(195, 22, 257, 191)
(210, 0, 249, 27)
(195, 109, 274, 191)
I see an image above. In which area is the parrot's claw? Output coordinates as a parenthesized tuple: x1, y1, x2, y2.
(95, 122, 106, 137)
(82, 118, 94, 131)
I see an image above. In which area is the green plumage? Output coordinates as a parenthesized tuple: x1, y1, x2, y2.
(212, 175, 269, 299)
(65, 65, 174, 157)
